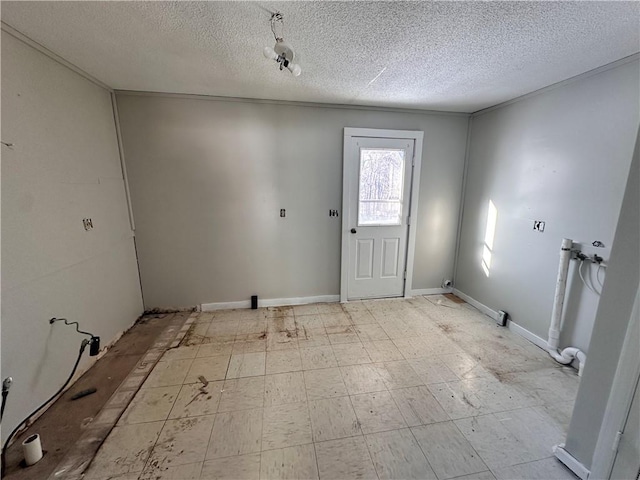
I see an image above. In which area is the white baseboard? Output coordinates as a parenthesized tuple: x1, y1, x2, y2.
(508, 319, 548, 350)
(409, 288, 452, 296)
(554, 444, 590, 480)
(453, 289, 498, 319)
(453, 289, 550, 351)
(202, 295, 341, 311)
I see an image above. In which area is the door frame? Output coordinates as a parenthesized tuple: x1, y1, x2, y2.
(340, 128, 424, 303)
(590, 285, 640, 479)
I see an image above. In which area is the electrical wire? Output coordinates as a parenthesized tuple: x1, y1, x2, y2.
(596, 264, 605, 289)
(270, 12, 283, 41)
(1, 340, 88, 478)
(579, 260, 601, 296)
(50, 317, 94, 339)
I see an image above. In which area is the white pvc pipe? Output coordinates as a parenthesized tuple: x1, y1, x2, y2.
(547, 238, 587, 376)
(548, 238, 573, 352)
(22, 434, 43, 466)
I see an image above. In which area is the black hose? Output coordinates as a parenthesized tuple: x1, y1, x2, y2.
(0, 391, 8, 422)
(1, 340, 88, 478)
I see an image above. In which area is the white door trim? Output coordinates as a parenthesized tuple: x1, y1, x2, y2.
(589, 285, 640, 480)
(341, 128, 424, 303)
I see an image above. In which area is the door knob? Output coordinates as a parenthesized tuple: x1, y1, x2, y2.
(350, 228, 357, 234)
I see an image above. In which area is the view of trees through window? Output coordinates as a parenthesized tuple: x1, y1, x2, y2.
(358, 148, 405, 225)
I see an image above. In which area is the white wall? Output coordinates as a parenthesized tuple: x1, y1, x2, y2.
(564, 126, 639, 472)
(1, 31, 144, 438)
(115, 93, 469, 308)
(455, 59, 639, 353)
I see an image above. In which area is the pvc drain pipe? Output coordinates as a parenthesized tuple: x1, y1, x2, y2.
(547, 238, 587, 376)
(22, 434, 43, 466)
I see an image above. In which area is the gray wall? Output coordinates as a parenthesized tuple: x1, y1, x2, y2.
(564, 126, 639, 471)
(1, 32, 144, 438)
(455, 60, 639, 352)
(115, 94, 469, 308)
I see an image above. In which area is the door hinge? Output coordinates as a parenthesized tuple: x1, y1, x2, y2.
(403, 271, 407, 280)
(412, 155, 416, 167)
(407, 216, 411, 226)
(612, 431, 623, 452)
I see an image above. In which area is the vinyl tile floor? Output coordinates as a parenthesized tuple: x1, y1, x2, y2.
(82, 295, 580, 480)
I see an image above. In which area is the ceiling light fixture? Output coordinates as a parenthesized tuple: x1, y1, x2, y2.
(263, 12, 301, 77)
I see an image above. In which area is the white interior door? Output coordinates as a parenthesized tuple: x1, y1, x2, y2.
(343, 136, 415, 300)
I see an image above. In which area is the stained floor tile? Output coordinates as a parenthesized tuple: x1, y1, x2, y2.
(449, 472, 496, 480)
(315, 436, 378, 480)
(264, 371, 306, 406)
(365, 428, 437, 480)
(262, 402, 313, 450)
(332, 343, 372, 366)
(86, 298, 581, 480)
(294, 314, 325, 329)
(169, 381, 223, 419)
(355, 323, 389, 342)
(412, 422, 488, 479)
(148, 415, 216, 468)
(86, 421, 164, 476)
(260, 444, 318, 480)
(350, 391, 407, 434)
(139, 461, 203, 480)
(270, 328, 298, 343)
(217, 376, 265, 412)
(207, 408, 263, 459)
(439, 352, 494, 380)
(162, 345, 199, 361)
(362, 340, 405, 362)
(200, 453, 261, 480)
(327, 326, 360, 344)
(455, 407, 564, 470)
(389, 385, 449, 426)
(300, 346, 338, 370)
(309, 396, 361, 441)
(297, 327, 330, 347)
(265, 349, 302, 374)
(321, 312, 352, 328)
(340, 364, 387, 394)
(375, 360, 424, 389)
(346, 310, 377, 325)
(118, 385, 179, 425)
(143, 359, 192, 388)
(493, 457, 576, 480)
(427, 381, 483, 419)
(197, 340, 234, 357)
(184, 355, 230, 383)
(408, 356, 459, 384)
(227, 352, 266, 378)
(304, 367, 349, 400)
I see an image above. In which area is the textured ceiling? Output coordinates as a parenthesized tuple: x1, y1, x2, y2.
(2, 1, 639, 112)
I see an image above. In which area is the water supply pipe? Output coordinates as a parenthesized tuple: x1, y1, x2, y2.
(546, 238, 587, 376)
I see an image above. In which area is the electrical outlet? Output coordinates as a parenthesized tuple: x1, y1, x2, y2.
(329, 209, 339, 217)
(280, 209, 286, 218)
(533, 220, 545, 232)
(83, 218, 93, 231)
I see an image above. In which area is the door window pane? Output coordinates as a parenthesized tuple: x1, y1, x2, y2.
(358, 148, 405, 226)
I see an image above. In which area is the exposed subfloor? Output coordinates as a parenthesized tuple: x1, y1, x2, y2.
(3, 312, 191, 480)
(81, 295, 581, 480)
